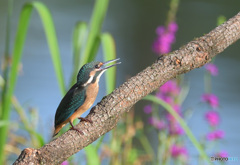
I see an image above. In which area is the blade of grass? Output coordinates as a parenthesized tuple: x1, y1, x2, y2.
(95, 134, 105, 151)
(1, 0, 13, 118)
(85, 145, 100, 165)
(70, 22, 88, 86)
(31, 2, 66, 94)
(0, 75, 4, 87)
(0, 121, 9, 127)
(101, 33, 117, 94)
(138, 133, 155, 160)
(11, 96, 45, 147)
(87, 36, 101, 63)
(80, 0, 109, 67)
(24, 128, 45, 147)
(0, 2, 65, 162)
(143, 95, 212, 165)
(0, 3, 32, 162)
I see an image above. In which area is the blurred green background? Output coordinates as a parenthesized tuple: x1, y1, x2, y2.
(0, 0, 240, 164)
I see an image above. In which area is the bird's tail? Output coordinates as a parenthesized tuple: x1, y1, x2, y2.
(52, 131, 59, 138)
(52, 125, 62, 138)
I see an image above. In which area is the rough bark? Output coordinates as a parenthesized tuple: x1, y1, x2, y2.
(14, 12, 240, 165)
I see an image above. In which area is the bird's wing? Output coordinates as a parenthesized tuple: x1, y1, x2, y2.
(54, 84, 86, 127)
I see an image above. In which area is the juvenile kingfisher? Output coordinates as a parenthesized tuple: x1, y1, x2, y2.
(53, 58, 120, 137)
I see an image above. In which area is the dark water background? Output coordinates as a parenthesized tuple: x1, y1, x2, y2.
(0, 0, 240, 164)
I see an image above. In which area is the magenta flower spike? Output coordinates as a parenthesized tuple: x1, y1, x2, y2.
(168, 21, 178, 33)
(205, 111, 219, 127)
(171, 144, 188, 158)
(144, 105, 152, 114)
(202, 93, 219, 109)
(205, 63, 218, 76)
(148, 117, 165, 130)
(206, 130, 225, 141)
(61, 161, 69, 165)
(152, 22, 178, 54)
(217, 151, 228, 157)
(159, 80, 180, 95)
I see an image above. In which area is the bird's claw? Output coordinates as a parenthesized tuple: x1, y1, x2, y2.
(70, 126, 84, 135)
(78, 117, 93, 124)
(69, 121, 84, 135)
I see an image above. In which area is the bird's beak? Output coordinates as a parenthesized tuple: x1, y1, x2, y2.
(100, 58, 121, 70)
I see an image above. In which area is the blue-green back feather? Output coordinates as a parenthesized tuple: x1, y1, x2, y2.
(54, 83, 86, 127)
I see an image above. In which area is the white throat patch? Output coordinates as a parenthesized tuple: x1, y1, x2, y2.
(96, 70, 106, 83)
(83, 75, 94, 87)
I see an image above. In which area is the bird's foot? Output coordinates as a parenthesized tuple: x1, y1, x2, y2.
(70, 127, 84, 135)
(69, 122, 84, 135)
(78, 117, 93, 124)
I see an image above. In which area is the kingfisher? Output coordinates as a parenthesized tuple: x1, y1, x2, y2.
(53, 58, 120, 137)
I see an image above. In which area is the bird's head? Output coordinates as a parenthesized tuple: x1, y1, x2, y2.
(77, 58, 121, 86)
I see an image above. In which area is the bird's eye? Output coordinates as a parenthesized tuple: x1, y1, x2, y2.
(95, 64, 100, 69)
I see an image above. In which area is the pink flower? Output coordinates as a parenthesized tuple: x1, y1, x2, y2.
(159, 80, 180, 95)
(144, 105, 152, 114)
(171, 144, 188, 158)
(152, 37, 171, 54)
(168, 22, 178, 33)
(205, 111, 219, 127)
(152, 22, 178, 54)
(61, 161, 69, 165)
(216, 151, 228, 157)
(205, 63, 218, 76)
(148, 117, 165, 130)
(202, 93, 219, 109)
(161, 33, 176, 43)
(169, 122, 184, 135)
(206, 130, 225, 141)
(215, 130, 225, 138)
(156, 120, 166, 130)
(148, 117, 156, 125)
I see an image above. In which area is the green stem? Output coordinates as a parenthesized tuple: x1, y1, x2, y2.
(166, 0, 179, 24)
(204, 73, 212, 93)
(95, 134, 105, 151)
(1, 0, 13, 117)
(138, 133, 155, 160)
(0, 1, 13, 163)
(80, 0, 110, 66)
(70, 22, 87, 86)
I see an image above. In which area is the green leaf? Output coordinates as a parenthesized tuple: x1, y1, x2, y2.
(138, 133, 155, 159)
(32, 2, 66, 94)
(217, 15, 226, 26)
(80, 0, 110, 67)
(95, 134, 105, 152)
(128, 149, 138, 163)
(0, 121, 9, 128)
(0, 75, 4, 87)
(70, 22, 88, 86)
(27, 128, 45, 147)
(101, 33, 117, 94)
(85, 145, 100, 165)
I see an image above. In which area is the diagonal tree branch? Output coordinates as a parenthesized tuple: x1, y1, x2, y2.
(14, 12, 240, 165)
